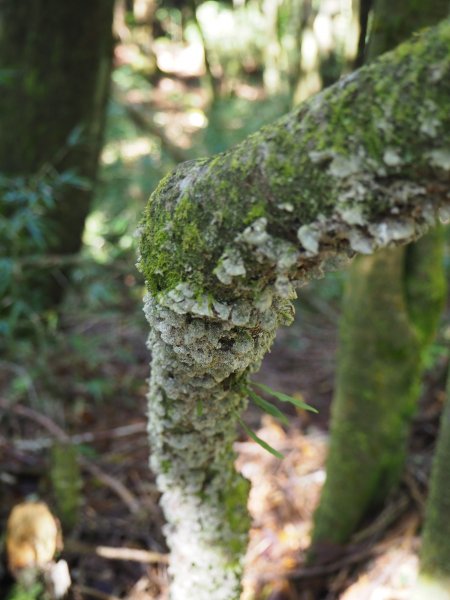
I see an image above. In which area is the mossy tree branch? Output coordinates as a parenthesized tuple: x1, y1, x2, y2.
(139, 20, 450, 599)
(140, 20, 449, 303)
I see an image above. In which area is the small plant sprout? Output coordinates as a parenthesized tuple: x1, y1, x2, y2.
(240, 382, 318, 458)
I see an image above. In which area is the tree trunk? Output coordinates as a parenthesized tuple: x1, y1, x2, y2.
(0, 0, 115, 310)
(309, 0, 448, 552)
(139, 20, 450, 598)
(310, 235, 445, 547)
(413, 369, 450, 599)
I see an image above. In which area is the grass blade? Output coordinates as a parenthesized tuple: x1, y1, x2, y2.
(254, 382, 318, 413)
(248, 390, 289, 425)
(238, 417, 284, 459)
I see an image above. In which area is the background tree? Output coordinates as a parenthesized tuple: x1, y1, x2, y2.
(0, 0, 115, 328)
(309, 0, 448, 553)
(414, 369, 450, 599)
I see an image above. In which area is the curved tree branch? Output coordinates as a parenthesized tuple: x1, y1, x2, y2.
(140, 19, 449, 305)
(138, 19, 450, 600)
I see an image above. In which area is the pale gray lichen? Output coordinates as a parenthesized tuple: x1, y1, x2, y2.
(383, 148, 403, 167)
(297, 224, 321, 255)
(419, 99, 441, 138)
(428, 149, 450, 171)
(214, 249, 247, 285)
(144, 287, 295, 599)
(337, 204, 366, 226)
(279, 202, 294, 212)
(438, 205, 450, 224)
(328, 154, 362, 178)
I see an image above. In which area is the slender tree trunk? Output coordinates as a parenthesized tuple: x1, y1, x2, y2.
(309, 0, 447, 553)
(354, 0, 372, 67)
(189, 0, 220, 103)
(413, 369, 450, 599)
(310, 235, 445, 547)
(0, 0, 115, 310)
(139, 21, 450, 597)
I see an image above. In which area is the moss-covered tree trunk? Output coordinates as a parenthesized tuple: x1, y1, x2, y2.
(310, 0, 448, 552)
(311, 235, 445, 547)
(0, 0, 115, 310)
(413, 370, 450, 599)
(139, 21, 450, 598)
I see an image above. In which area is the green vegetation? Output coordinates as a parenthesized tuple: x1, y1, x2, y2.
(1, 2, 450, 598)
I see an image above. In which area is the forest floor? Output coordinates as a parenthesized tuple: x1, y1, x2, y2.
(1, 31, 449, 600)
(1, 277, 447, 599)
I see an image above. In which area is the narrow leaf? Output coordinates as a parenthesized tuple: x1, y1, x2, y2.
(238, 417, 284, 459)
(248, 390, 289, 425)
(254, 382, 318, 413)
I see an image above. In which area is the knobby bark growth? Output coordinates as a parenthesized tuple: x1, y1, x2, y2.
(0, 0, 115, 311)
(309, 0, 448, 552)
(139, 21, 450, 599)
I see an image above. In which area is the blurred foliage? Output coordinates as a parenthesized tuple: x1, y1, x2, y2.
(50, 443, 82, 532)
(1, 0, 448, 418)
(0, 167, 90, 341)
(5, 583, 43, 600)
(1, 6, 449, 597)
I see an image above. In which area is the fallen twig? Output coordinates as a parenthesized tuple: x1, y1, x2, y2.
(258, 539, 389, 583)
(65, 540, 168, 564)
(0, 399, 141, 514)
(350, 494, 410, 544)
(9, 422, 147, 451)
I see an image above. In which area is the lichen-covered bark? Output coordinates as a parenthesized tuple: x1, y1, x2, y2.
(139, 21, 450, 598)
(144, 293, 293, 598)
(413, 371, 450, 599)
(309, 0, 448, 551)
(140, 20, 450, 303)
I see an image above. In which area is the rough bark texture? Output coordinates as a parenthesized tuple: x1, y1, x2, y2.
(309, 0, 448, 550)
(0, 0, 115, 306)
(143, 295, 292, 599)
(139, 21, 450, 598)
(414, 370, 450, 599)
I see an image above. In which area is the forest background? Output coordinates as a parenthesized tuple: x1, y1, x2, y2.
(0, 1, 449, 599)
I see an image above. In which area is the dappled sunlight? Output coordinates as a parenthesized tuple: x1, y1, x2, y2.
(153, 40, 205, 77)
(2, 0, 449, 598)
(82, 210, 110, 262)
(102, 137, 159, 165)
(237, 423, 328, 598)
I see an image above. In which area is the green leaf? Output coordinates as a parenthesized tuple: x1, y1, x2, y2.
(238, 417, 284, 459)
(253, 382, 318, 413)
(248, 389, 289, 425)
